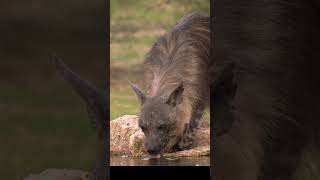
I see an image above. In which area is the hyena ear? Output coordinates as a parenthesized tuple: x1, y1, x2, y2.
(210, 62, 237, 136)
(166, 82, 184, 107)
(51, 55, 107, 128)
(129, 81, 146, 105)
(51, 55, 107, 179)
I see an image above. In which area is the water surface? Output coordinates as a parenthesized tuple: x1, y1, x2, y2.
(110, 155, 210, 166)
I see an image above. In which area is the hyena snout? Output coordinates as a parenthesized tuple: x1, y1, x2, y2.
(145, 134, 164, 155)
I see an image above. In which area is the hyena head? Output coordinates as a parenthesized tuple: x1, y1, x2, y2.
(129, 82, 187, 155)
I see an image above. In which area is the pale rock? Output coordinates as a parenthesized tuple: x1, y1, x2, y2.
(110, 115, 210, 157)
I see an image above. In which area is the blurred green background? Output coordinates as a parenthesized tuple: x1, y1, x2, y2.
(110, 0, 210, 120)
(0, 0, 106, 179)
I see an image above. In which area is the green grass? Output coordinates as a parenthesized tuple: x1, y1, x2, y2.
(1, 1, 104, 179)
(111, 0, 209, 30)
(110, 0, 210, 120)
(0, 85, 96, 179)
(110, 88, 140, 120)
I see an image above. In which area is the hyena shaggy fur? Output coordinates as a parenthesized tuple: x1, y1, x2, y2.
(130, 12, 210, 155)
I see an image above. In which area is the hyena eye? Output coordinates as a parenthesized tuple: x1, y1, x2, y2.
(158, 124, 166, 130)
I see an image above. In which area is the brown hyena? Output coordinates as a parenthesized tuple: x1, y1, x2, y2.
(129, 12, 210, 155)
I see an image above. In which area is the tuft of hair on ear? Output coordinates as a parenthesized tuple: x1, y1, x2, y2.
(166, 81, 184, 107)
(128, 81, 146, 105)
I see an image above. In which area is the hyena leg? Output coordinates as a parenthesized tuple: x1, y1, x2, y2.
(178, 108, 205, 150)
(260, 151, 304, 180)
(214, 118, 264, 180)
(214, 133, 262, 180)
(260, 129, 307, 180)
(177, 125, 196, 150)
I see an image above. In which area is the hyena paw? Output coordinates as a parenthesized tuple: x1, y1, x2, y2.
(178, 131, 195, 149)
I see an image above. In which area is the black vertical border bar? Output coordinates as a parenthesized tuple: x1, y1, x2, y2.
(210, 0, 215, 179)
(106, 0, 110, 179)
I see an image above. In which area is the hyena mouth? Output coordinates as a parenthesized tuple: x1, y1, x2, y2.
(149, 154, 161, 159)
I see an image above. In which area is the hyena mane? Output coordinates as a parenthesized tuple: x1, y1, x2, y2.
(144, 12, 210, 134)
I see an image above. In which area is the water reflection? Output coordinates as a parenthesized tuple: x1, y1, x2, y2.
(110, 155, 210, 166)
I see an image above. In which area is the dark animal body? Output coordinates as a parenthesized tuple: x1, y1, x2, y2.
(211, 0, 320, 180)
(130, 13, 210, 155)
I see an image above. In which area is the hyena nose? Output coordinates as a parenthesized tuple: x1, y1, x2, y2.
(147, 148, 160, 155)
(146, 144, 161, 155)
